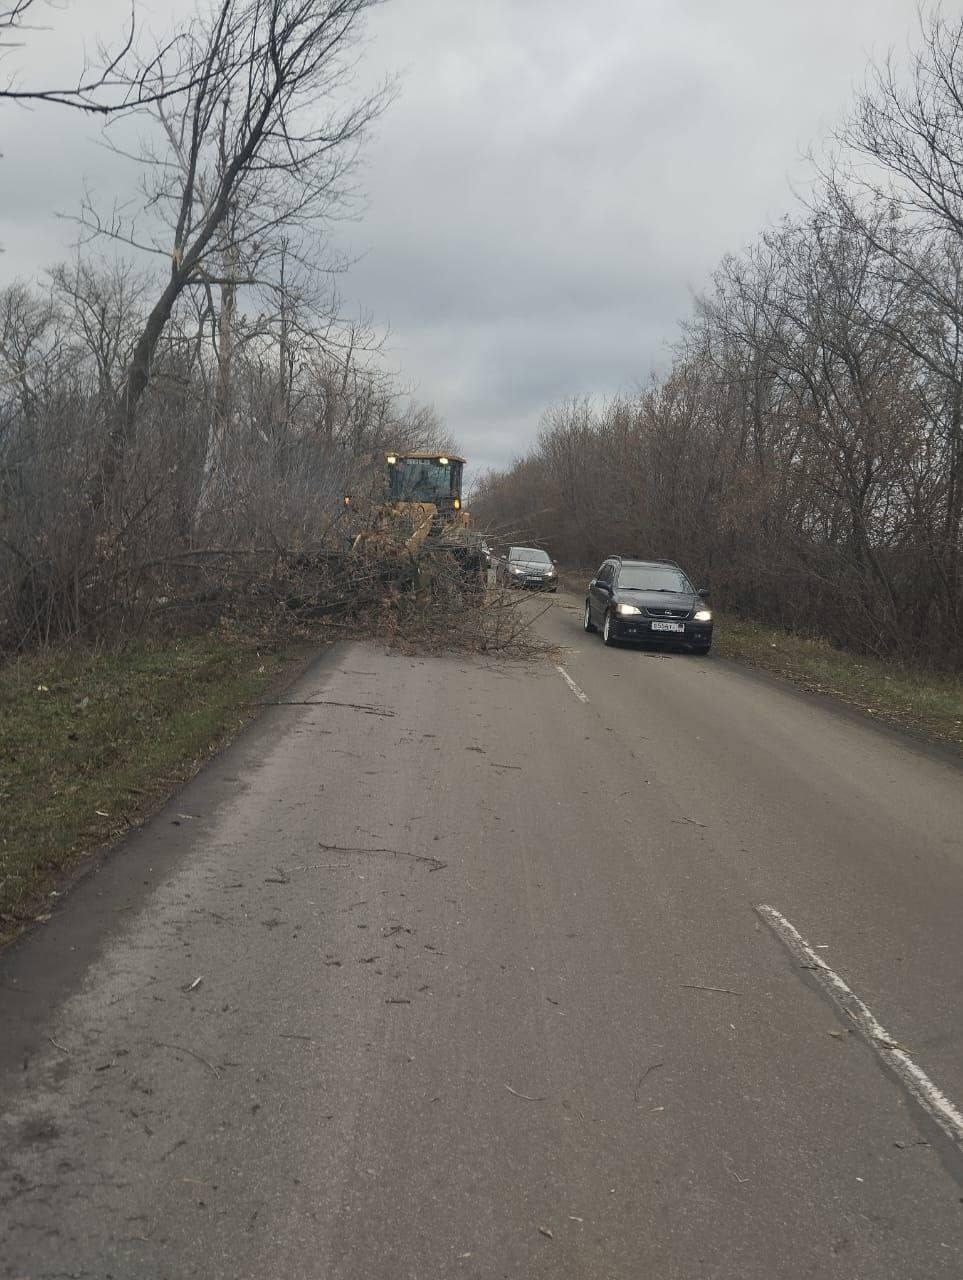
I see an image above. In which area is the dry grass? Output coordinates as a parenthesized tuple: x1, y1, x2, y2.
(715, 613, 963, 750)
(0, 630, 313, 943)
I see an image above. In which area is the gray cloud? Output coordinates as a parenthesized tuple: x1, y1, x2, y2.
(2, 0, 923, 476)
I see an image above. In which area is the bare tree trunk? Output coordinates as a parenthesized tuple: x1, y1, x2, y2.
(99, 271, 183, 508)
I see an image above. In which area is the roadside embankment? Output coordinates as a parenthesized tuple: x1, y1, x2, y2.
(0, 630, 318, 944)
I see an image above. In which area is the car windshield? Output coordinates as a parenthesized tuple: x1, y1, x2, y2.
(617, 565, 692, 592)
(510, 547, 550, 563)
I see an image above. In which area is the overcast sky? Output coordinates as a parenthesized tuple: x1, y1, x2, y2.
(1, 0, 925, 476)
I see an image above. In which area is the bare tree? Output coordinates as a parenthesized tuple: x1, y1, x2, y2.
(79, 0, 388, 508)
(0, 0, 204, 115)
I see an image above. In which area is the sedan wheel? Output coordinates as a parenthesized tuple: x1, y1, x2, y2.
(602, 610, 616, 646)
(583, 600, 596, 633)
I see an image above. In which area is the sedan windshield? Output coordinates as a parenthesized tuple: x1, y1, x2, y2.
(617, 565, 692, 592)
(510, 547, 551, 563)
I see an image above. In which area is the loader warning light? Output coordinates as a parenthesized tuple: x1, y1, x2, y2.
(386, 454, 398, 465)
(342, 495, 351, 507)
(438, 456, 449, 466)
(453, 498, 461, 510)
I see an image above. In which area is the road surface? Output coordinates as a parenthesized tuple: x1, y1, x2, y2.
(2, 592, 962, 1278)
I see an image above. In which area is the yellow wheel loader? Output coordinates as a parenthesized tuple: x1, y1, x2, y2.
(349, 452, 485, 589)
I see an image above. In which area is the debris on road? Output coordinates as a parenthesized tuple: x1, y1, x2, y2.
(634, 1062, 663, 1102)
(505, 1084, 548, 1101)
(680, 984, 742, 996)
(317, 841, 446, 872)
(156, 1040, 221, 1079)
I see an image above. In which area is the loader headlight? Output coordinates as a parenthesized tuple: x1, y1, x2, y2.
(616, 602, 641, 616)
(453, 498, 461, 510)
(438, 456, 449, 466)
(386, 454, 397, 465)
(694, 609, 712, 622)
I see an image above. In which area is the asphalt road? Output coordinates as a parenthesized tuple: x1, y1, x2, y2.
(2, 592, 962, 1278)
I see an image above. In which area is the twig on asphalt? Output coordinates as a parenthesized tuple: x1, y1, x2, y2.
(680, 984, 742, 996)
(247, 699, 395, 716)
(633, 1061, 663, 1102)
(316, 842, 446, 872)
(48, 1035, 72, 1055)
(279, 1033, 316, 1041)
(156, 1040, 221, 1078)
(505, 1084, 548, 1101)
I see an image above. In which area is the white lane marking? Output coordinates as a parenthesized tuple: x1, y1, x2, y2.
(756, 904, 963, 1151)
(554, 665, 589, 703)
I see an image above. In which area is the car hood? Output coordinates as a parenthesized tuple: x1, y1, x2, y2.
(512, 560, 555, 571)
(614, 589, 696, 611)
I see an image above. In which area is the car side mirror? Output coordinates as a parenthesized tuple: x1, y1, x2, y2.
(589, 579, 597, 588)
(697, 588, 709, 599)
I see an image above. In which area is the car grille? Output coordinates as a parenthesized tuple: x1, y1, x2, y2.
(643, 607, 691, 620)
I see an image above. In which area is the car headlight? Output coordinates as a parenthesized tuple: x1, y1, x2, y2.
(546, 568, 557, 576)
(616, 602, 641, 616)
(694, 609, 712, 622)
(509, 565, 523, 574)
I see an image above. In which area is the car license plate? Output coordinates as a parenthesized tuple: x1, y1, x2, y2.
(651, 621, 685, 633)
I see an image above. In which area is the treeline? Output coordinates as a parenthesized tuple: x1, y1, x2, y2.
(0, 0, 450, 652)
(474, 11, 963, 671)
(0, 265, 447, 649)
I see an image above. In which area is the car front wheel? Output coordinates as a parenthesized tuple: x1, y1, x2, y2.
(602, 610, 617, 646)
(583, 600, 596, 633)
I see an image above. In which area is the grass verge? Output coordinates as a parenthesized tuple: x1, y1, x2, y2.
(0, 629, 317, 945)
(714, 613, 961, 750)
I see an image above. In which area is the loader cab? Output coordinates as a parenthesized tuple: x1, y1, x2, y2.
(385, 452, 466, 519)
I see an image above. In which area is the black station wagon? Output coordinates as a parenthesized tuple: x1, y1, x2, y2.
(584, 557, 713, 653)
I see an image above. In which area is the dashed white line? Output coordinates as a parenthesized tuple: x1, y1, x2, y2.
(756, 904, 963, 1151)
(554, 665, 589, 703)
